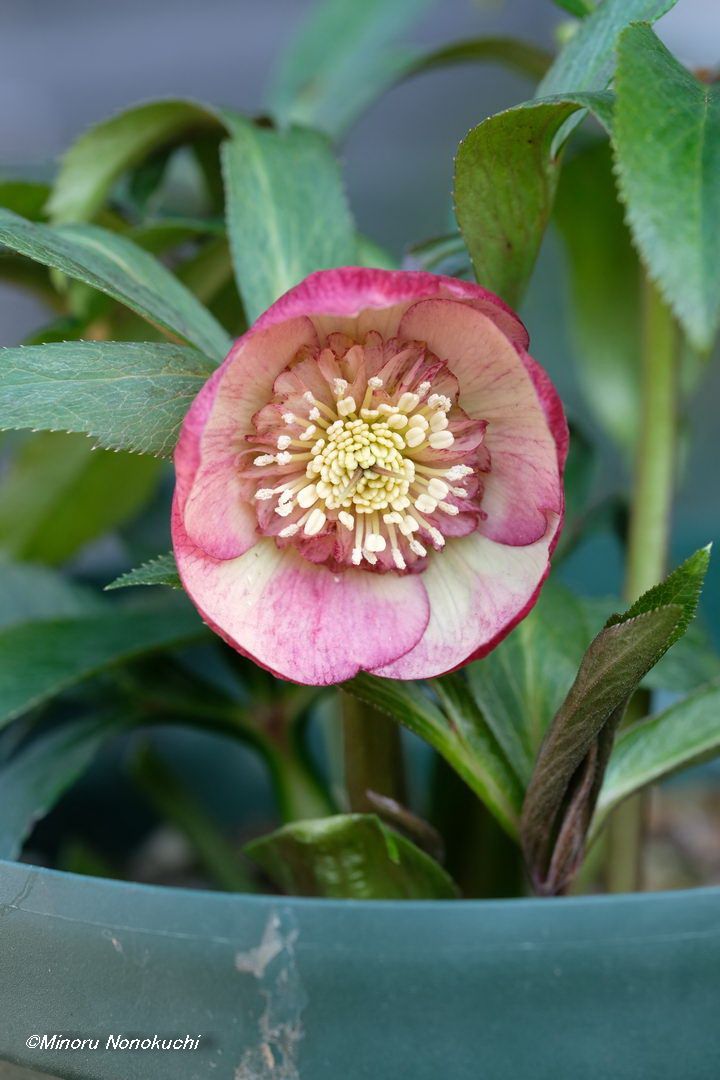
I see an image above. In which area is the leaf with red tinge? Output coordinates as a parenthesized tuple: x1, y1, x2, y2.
(521, 546, 711, 896)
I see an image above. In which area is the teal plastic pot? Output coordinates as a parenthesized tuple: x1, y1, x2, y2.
(1, 858, 719, 1080)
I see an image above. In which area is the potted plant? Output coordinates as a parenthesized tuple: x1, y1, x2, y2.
(0, 1, 719, 1077)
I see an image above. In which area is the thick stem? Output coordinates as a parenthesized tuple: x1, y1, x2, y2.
(605, 277, 678, 893)
(341, 691, 407, 813)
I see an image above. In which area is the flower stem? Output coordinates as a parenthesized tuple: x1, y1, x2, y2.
(605, 276, 678, 893)
(341, 691, 407, 812)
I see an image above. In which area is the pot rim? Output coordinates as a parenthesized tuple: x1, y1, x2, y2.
(3, 856, 719, 914)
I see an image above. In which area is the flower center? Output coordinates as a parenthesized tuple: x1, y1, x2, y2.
(240, 332, 487, 573)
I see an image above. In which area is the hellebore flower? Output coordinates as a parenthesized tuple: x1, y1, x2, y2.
(172, 268, 567, 685)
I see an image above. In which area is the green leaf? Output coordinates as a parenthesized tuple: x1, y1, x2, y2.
(643, 624, 720, 693)
(596, 678, 720, 826)
(551, 0, 595, 15)
(521, 547, 710, 894)
(0, 559, 101, 630)
(245, 814, 459, 899)
(555, 139, 641, 451)
(267, 0, 433, 136)
(0, 179, 51, 221)
(614, 24, 720, 352)
(48, 99, 239, 224)
(0, 209, 231, 359)
(0, 341, 214, 456)
(466, 584, 615, 785)
(538, 0, 678, 97)
(346, 673, 523, 838)
(609, 545, 712, 646)
(0, 714, 124, 860)
(0, 597, 206, 729)
(405, 37, 552, 83)
(222, 121, 356, 323)
(106, 552, 180, 591)
(454, 92, 613, 306)
(406, 232, 472, 279)
(0, 433, 160, 565)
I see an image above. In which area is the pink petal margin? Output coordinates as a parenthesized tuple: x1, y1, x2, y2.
(253, 266, 530, 350)
(171, 267, 568, 685)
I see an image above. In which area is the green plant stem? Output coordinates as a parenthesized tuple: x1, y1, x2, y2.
(341, 691, 407, 813)
(605, 277, 678, 893)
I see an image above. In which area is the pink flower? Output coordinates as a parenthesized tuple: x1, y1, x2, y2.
(172, 268, 566, 685)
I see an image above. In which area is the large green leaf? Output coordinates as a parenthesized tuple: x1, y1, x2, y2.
(106, 552, 180, 591)
(245, 814, 459, 899)
(555, 139, 641, 451)
(48, 100, 235, 225)
(0, 597, 206, 729)
(0, 210, 231, 359)
(538, 0, 678, 96)
(222, 122, 356, 323)
(0, 432, 160, 565)
(596, 678, 720, 827)
(454, 92, 613, 306)
(0, 715, 124, 860)
(614, 24, 720, 352)
(0, 341, 214, 456)
(521, 547, 711, 894)
(346, 673, 523, 838)
(266, 0, 433, 136)
(466, 584, 614, 786)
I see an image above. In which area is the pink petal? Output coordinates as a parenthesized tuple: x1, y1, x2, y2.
(372, 517, 560, 680)
(172, 519, 430, 686)
(398, 299, 565, 547)
(252, 267, 529, 349)
(174, 316, 318, 560)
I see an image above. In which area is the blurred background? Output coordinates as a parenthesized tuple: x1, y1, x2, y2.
(0, 0, 718, 891)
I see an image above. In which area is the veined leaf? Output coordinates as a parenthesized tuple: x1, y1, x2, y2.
(596, 678, 720, 827)
(106, 552, 180, 591)
(0, 432, 160, 564)
(267, 0, 433, 136)
(521, 546, 711, 895)
(245, 814, 459, 899)
(346, 673, 523, 838)
(0, 597, 207, 729)
(538, 0, 678, 97)
(454, 92, 613, 306)
(222, 121, 356, 322)
(0, 714, 125, 860)
(48, 99, 236, 225)
(0, 210, 231, 359)
(614, 24, 720, 352)
(0, 341, 214, 456)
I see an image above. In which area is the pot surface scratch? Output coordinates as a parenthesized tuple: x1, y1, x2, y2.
(235, 909, 305, 1079)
